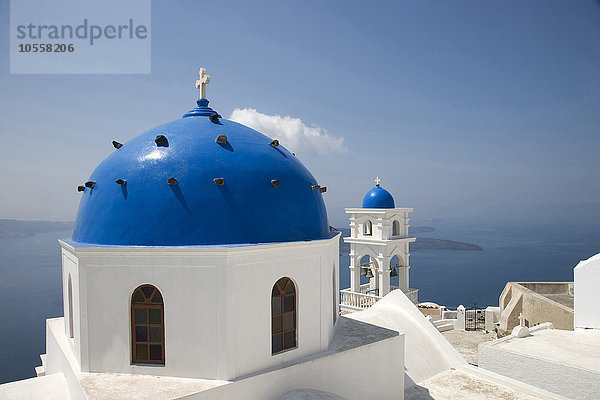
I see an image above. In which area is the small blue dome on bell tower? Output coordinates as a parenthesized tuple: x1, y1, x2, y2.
(362, 177, 395, 209)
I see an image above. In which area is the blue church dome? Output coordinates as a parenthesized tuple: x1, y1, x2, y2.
(362, 183, 395, 209)
(72, 99, 329, 246)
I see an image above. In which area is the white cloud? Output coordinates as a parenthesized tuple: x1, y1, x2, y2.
(229, 108, 346, 155)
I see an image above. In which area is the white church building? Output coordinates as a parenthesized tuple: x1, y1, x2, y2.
(1, 70, 595, 400)
(0, 70, 404, 399)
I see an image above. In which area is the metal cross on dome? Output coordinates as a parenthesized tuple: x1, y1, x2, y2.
(195, 68, 211, 99)
(375, 176, 381, 186)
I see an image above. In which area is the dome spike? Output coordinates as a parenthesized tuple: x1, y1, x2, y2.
(85, 181, 95, 189)
(168, 177, 177, 185)
(214, 178, 225, 186)
(112, 141, 123, 149)
(216, 134, 227, 144)
(155, 135, 168, 147)
(271, 179, 280, 187)
(270, 139, 279, 148)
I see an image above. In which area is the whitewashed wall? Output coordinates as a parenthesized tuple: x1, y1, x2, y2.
(44, 318, 87, 400)
(186, 327, 405, 400)
(58, 234, 339, 380)
(61, 248, 84, 370)
(574, 253, 600, 329)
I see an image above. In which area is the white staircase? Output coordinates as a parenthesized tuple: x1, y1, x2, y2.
(35, 354, 46, 377)
(432, 319, 456, 332)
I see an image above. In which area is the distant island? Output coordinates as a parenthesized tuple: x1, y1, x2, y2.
(0, 220, 482, 251)
(336, 227, 483, 251)
(0, 219, 74, 238)
(411, 237, 483, 251)
(410, 227, 436, 234)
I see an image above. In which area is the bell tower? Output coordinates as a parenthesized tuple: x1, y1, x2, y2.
(340, 178, 418, 312)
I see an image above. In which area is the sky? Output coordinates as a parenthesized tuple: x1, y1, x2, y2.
(0, 0, 599, 227)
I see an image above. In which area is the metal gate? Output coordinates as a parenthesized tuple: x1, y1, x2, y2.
(465, 303, 482, 331)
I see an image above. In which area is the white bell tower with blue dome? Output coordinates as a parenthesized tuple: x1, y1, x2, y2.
(340, 178, 418, 312)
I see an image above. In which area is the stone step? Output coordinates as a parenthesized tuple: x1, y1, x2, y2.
(433, 319, 456, 327)
(35, 354, 47, 377)
(435, 323, 455, 332)
(35, 365, 45, 377)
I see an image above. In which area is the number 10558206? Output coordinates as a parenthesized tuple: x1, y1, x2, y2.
(18, 43, 74, 53)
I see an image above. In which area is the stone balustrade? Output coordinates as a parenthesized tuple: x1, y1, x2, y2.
(340, 286, 419, 312)
(340, 289, 380, 311)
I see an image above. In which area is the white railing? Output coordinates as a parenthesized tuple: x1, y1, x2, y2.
(359, 283, 418, 303)
(340, 288, 381, 311)
(359, 283, 379, 295)
(341, 286, 419, 311)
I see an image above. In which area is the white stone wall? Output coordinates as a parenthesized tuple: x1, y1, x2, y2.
(57, 234, 339, 380)
(454, 305, 465, 331)
(42, 315, 404, 400)
(485, 306, 500, 332)
(44, 318, 86, 400)
(186, 325, 405, 400)
(574, 253, 600, 329)
(61, 248, 85, 370)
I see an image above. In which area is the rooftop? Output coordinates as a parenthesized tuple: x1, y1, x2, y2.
(405, 368, 565, 400)
(481, 327, 600, 373)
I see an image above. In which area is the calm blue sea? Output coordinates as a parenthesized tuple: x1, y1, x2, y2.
(1, 220, 599, 383)
(0, 230, 67, 385)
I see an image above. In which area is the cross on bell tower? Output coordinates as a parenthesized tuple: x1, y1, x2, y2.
(195, 68, 211, 99)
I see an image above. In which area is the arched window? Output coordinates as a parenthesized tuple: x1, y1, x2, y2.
(392, 220, 400, 236)
(131, 285, 165, 364)
(364, 220, 373, 236)
(68, 274, 74, 338)
(272, 277, 296, 354)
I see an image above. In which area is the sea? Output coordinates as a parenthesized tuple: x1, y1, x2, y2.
(1, 219, 599, 384)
